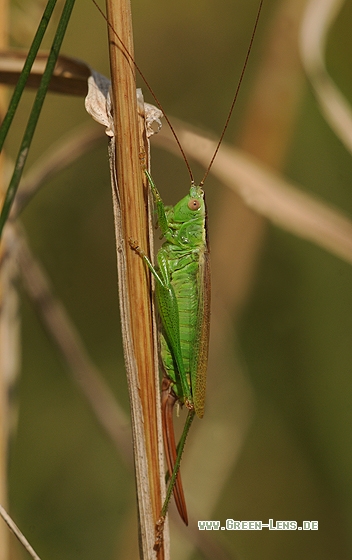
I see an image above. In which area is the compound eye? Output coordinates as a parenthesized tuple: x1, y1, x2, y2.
(188, 198, 201, 211)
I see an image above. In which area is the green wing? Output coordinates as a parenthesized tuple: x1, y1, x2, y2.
(191, 240, 211, 419)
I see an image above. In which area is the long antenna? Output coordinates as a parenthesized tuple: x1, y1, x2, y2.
(93, 0, 263, 187)
(200, 0, 264, 186)
(92, 0, 195, 184)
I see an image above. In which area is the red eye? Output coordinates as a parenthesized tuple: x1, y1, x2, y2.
(188, 198, 201, 211)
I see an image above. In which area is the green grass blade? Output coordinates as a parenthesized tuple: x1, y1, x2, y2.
(0, 0, 58, 151)
(0, 0, 77, 238)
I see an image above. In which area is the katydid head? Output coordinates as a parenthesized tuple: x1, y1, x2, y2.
(172, 185, 205, 223)
(170, 185, 207, 247)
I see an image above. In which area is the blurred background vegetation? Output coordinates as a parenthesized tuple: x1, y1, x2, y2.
(2, 0, 352, 558)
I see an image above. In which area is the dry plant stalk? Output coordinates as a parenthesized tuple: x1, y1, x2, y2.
(0, 504, 41, 560)
(105, 0, 166, 558)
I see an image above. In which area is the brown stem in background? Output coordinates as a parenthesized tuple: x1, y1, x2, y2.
(0, 504, 41, 560)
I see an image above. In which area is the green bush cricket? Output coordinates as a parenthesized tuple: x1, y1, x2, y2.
(129, 170, 210, 543)
(95, 0, 263, 548)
